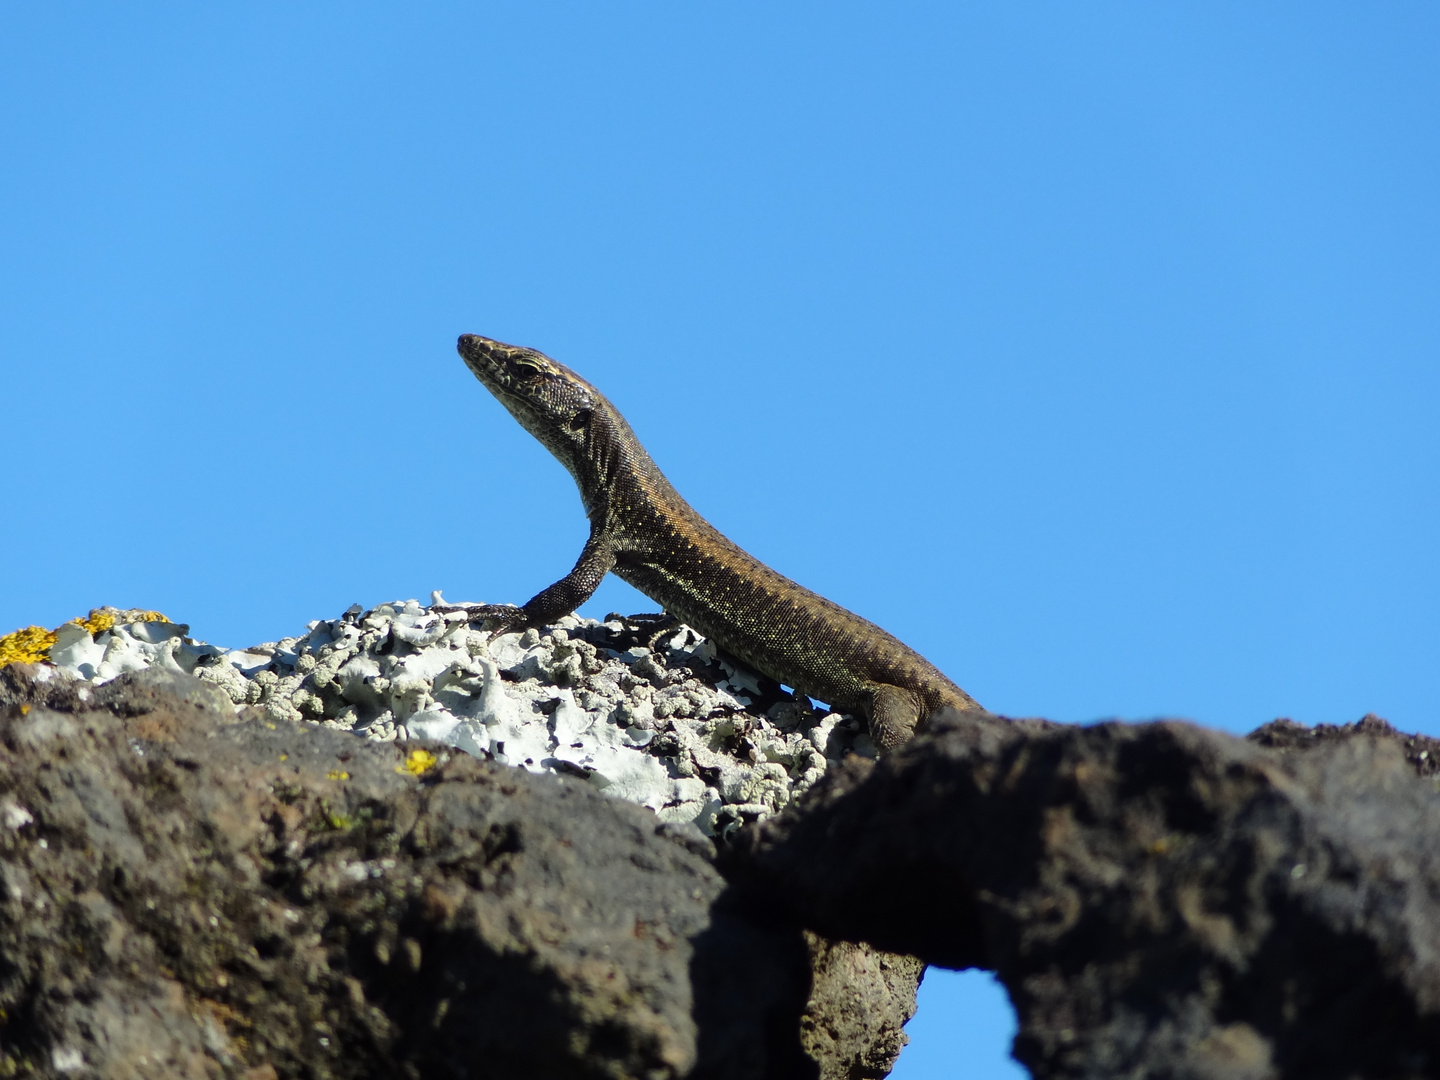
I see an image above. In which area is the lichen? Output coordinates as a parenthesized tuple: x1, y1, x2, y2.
(0, 607, 169, 669)
(78, 609, 116, 635)
(77, 607, 169, 635)
(398, 749, 438, 777)
(0, 625, 58, 667)
(315, 799, 355, 831)
(36, 597, 870, 834)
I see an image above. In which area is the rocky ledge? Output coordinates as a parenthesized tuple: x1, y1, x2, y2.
(0, 603, 915, 1080)
(2, 604, 1438, 1079)
(9, 600, 878, 839)
(729, 709, 1440, 1079)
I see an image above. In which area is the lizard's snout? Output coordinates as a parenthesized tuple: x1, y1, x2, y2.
(459, 333, 522, 372)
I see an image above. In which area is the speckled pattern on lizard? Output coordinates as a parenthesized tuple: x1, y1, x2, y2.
(454, 333, 985, 750)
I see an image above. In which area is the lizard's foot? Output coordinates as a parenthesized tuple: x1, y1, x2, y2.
(640, 613, 682, 651)
(869, 717, 918, 754)
(463, 604, 531, 636)
(866, 683, 922, 754)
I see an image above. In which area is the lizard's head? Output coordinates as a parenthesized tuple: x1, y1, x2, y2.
(457, 334, 601, 471)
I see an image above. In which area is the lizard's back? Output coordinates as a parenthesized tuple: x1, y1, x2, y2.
(605, 453, 977, 720)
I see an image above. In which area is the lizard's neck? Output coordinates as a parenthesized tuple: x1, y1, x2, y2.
(568, 404, 679, 525)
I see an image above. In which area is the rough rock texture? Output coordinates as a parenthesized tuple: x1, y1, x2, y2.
(24, 602, 880, 839)
(1247, 712, 1440, 776)
(2, 598, 925, 1079)
(0, 666, 834, 1079)
(14, 604, 1434, 1079)
(729, 709, 1440, 1080)
(798, 935, 925, 1079)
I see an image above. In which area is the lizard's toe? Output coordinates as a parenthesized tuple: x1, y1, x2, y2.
(468, 604, 529, 635)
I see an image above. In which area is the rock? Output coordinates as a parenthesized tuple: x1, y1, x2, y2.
(14, 603, 1435, 1078)
(729, 709, 1440, 1080)
(4, 601, 925, 1079)
(94, 663, 239, 716)
(799, 936, 925, 1080)
(0, 668, 826, 1079)
(28, 601, 880, 839)
(1248, 711, 1440, 777)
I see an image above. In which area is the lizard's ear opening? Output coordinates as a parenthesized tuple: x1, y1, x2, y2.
(568, 409, 593, 432)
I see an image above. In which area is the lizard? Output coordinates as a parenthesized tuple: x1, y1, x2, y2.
(454, 333, 984, 750)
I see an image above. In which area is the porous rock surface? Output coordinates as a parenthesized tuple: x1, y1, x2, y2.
(13, 600, 924, 1076)
(728, 708, 1440, 1080)
(12, 601, 1438, 1080)
(0, 664, 827, 1079)
(37, 600, 877, 840)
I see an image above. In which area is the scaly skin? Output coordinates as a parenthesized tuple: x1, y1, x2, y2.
(456, 333, 983, 749)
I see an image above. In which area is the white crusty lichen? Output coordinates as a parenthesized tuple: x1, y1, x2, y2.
(0, 608, 174, 672)
(24, 595, 873, 836)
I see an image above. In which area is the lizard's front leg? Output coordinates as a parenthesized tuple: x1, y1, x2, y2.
(470, 530, 616, 636)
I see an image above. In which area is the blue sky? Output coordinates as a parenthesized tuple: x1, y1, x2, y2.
(2, 5, 1436, 1077)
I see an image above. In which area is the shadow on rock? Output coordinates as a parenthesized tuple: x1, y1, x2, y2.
(0, 665, 834, 1079)
(728, 708, 1440, 1080)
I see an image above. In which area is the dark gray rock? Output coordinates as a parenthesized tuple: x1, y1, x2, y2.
(1248, 711, 1440, 776)
(0, 668, 819, 1079)
(729, 709, 1440, 1080)
(94, 663, 239, 716)
(0, 661, 88, 712)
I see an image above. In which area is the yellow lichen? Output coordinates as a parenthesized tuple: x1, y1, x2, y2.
(0, 607, 171, 669)
(318, 800, 354, 831)
(0, 625, 59, 667)
(327, 770, 351, 781)
(76, 607, 169, 634)
(78, 609, 116, 635)
(398, 749, 438, 777)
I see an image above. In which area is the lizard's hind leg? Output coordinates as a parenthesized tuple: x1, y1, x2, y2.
(865, 683, 924, 752)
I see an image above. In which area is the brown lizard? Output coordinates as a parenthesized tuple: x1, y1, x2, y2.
(455, 333, 983, 749)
